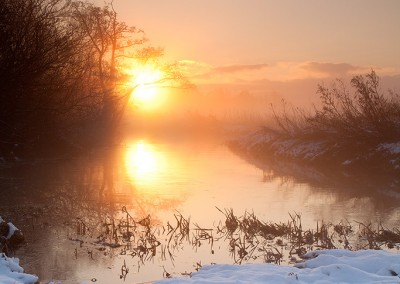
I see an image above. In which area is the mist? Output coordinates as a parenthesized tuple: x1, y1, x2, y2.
(123, 72, 400, 140)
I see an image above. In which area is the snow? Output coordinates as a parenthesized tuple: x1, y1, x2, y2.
(342, 159, 352, 165)
(379, 142, 400, 154)
(6, 222, 18, 239)
(271, 139, 325, 160)
(0, 254, 38, 284)
(0, 218, 37, 284)
(155, 249, 400, 284)
(232, 130, 327, 161)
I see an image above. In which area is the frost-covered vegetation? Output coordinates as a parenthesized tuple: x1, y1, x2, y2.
(231, 71, 400, 173)
(273, 70, 400, 143)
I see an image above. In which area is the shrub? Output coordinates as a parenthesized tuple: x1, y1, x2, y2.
(272, 70, 400, 144)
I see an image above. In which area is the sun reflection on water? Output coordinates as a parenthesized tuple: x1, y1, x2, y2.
(125, 140, 162, 184)
(123, 140, 189, 202)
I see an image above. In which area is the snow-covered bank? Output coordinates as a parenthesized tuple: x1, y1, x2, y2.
(228, 129, 400, 174)
(0, 254, 38, 284)
(156, 249, 400, 283)
(0, 217, 37, 283)
(1, 216, 25, 255)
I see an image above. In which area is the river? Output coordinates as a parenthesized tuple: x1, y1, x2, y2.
(1, 135, 400, 283)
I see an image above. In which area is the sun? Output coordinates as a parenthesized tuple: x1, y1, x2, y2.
(127, 64, 165, 110)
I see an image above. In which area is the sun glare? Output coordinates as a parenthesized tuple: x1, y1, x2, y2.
(125, 141, 159, 180)
(123, 140, 189, 208)
(128, 64, 165, 110)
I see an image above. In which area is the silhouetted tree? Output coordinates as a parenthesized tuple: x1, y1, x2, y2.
(0, 0, 77, 156)
(70, 1, 162, 144)
(0, 0, 186, 159)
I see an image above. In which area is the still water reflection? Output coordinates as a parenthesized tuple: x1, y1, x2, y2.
(1, 137, 400, 283)
(124, 140, 190, 202)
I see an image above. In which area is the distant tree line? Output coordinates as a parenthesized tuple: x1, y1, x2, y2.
(0, 0, 160, 160)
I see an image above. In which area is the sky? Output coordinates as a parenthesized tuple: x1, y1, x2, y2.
(95, 0, 400, 106)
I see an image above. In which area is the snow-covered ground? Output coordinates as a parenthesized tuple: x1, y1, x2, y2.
(0, 254, 38, 284)
(156, 249, 400, 284)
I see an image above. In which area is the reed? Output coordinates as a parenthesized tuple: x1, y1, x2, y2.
(65, 206, 400, 277)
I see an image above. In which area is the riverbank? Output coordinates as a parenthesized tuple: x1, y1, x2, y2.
(0, 216, 38, 284)
(228, 127, 400, 178)
(227, 71, 400, 179)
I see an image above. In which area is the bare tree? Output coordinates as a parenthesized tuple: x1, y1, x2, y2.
(0, 0, 80, 156)
(70, 1, 153, 140)
(0, 0, 189, 159)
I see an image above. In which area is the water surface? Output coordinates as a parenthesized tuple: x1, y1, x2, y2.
(1, 136, 399, 283)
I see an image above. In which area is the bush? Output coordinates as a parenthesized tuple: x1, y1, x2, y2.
(272, 71, 400, 144)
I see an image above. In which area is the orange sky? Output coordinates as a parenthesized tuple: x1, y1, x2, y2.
(95, 0, 400, 106)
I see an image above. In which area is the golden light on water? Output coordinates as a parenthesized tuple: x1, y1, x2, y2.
(125, 141, 162, 184)
(123, 140, 189, 200)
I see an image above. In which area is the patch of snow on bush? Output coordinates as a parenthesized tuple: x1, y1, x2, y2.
(6, 222, 18, 239)
(246, 130, 272, 148)
(271, 139, 325, 160)
(378, 142, 400, 154)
